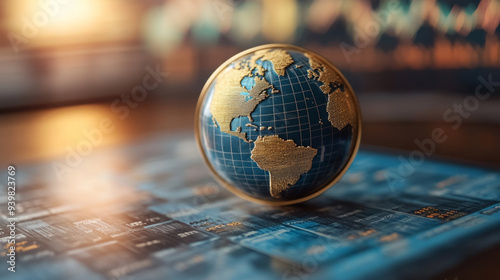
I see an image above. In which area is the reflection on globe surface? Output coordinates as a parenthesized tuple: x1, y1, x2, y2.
(196, 44, 361, 205)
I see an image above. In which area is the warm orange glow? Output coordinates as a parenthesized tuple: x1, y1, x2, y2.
(33, 105, 113, 154)
(23, 104, 143, 210)
(307, 0, 341, 33)
(0, 104, 125, 163)
(262, 0, 298, 42)
(4, 0, 139, 48)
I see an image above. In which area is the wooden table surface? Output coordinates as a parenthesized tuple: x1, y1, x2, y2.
(2, 99, 499, 168)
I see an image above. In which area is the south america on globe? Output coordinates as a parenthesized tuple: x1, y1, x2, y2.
(195, 44, 361, 205)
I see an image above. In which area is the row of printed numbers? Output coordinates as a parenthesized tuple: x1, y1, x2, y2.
(7, 165, 17, 273)
(7, 166, 16, 217)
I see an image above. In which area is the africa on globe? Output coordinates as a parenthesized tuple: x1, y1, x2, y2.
(195, 44, 361, 205)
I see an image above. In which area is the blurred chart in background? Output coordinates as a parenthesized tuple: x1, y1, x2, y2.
(1, 0, 499, 108)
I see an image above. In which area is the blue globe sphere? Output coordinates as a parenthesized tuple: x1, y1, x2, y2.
(196, 44, 361, 205)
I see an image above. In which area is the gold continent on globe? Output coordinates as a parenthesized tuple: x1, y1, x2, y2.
(195, 44, 361, 205)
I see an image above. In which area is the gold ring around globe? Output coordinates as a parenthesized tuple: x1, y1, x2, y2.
(195, 44, 362, 206)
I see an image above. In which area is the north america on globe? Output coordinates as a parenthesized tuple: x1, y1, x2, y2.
(197, 45, 360, 204)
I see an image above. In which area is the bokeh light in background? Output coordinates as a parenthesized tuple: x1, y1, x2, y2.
(3, 0, 140, 46)
(0, 0, 499, 108)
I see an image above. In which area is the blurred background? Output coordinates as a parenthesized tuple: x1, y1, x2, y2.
(1, 0, 499, 166)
